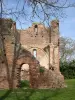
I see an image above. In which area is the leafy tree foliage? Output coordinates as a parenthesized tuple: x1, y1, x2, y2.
(60, 37, 75, 79)
(60, 60, 75, 79)
(60, 37, 75, 62)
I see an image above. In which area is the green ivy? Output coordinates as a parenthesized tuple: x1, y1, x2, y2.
(20, 80, 30, 88)
(39, 67, 45, 73)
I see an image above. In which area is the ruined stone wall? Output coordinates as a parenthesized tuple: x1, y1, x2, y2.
(19, 20, 60, 71)
(0, 19, 40, 89)
(50, 20, 60, 71)
(19, 24, 50, 70)
(0, 19, 20, 89)
(0, 19, 65, 89)
(0, 19, 15, 88)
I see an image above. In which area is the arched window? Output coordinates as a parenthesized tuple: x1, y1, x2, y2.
(33, 49, 37, 58)
(34, 25, 38, 34)
(21, 64, 29, 80)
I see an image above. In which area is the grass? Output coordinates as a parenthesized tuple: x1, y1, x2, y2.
(0, 79, 75, 100)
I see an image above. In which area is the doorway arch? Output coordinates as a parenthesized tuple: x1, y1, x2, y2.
(20, 63, 29, 81)
(16, 48, 40, 88)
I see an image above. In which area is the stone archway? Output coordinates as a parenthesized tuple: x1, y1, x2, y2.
(15, 48, 40, 88)
(13, 47, 65, 89)
(20, 64, 29, 81)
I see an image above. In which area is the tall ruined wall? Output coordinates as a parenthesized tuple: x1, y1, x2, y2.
(0, 19, 40, 89)
(19, 21, 65, 88)
(0, 19, 20, 88)
(0, 19, 17, 64)
(20, 23, 49, 46)
(19, 23, 50, 69)
(0, 19, 65, 89)
(50, 20, 59, 71)
(19, 20, 60, 71)
(0, 19, 14, 88)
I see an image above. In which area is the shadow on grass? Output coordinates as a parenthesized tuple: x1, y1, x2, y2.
(13, 88, 60, 100)
(0, 88, 60, 100)
(14, 89, 36, 100)
(0, 89, 12, 100)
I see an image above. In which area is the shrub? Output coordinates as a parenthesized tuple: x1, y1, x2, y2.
(20, 80, 30, 88)
(60, 60, 75, 79)
(39, 67, 45, 73)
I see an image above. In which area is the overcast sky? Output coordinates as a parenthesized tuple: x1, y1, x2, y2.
(2, 0, 75, 39)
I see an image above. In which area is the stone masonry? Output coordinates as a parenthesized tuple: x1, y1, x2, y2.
(0, 18, 65, 89)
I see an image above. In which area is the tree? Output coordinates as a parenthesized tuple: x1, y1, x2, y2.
(60, 37, 75, 62)
(60, 37, 75, 79)
(2, 0, 75, 26)
(0, 0, 75, 89)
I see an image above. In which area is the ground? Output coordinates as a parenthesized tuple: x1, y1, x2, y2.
(0, 79, 75, 100)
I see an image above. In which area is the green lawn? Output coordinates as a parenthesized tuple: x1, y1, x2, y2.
(0, 79, 75, 100)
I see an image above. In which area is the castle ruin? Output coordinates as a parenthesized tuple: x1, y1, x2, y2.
(0, 18, 65, 89)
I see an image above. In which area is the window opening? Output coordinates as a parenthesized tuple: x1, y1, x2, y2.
(34, 25, 38, 34)
(33, 49, 37, 58)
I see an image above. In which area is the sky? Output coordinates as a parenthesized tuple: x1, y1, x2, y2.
(59, 7, 75, 39)
(1, 0, 75, 40)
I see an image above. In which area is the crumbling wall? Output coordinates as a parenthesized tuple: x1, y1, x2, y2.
(38, 68, 65, 88)
(50, 20, 60, 71)
(19, 20, 65, 88)
(0, 19, 20, 89)
(16, 50, 40, 88)
(0, 19, 65, 89)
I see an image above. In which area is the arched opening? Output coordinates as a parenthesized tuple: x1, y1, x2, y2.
(33, 49, 37, 58)
(21, 64, 29, 81)
(20, 63, 30, 88)
(34, 24, 38, 34)
(16, 48, 40, 88)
